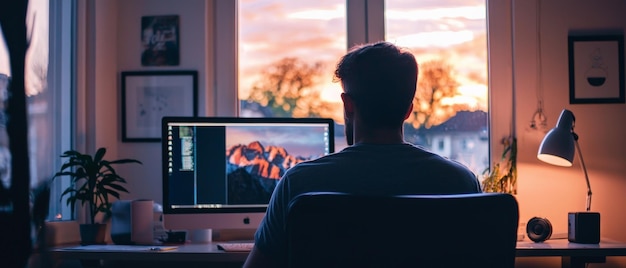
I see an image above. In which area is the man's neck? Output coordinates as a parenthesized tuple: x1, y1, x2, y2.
(353, 125, 405, 145)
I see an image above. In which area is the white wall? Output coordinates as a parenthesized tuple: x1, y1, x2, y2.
(82, 0, 626, 266)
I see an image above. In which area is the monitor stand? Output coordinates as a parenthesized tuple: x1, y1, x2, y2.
(190, 229, 213, 243)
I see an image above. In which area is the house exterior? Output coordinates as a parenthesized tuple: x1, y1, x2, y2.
(406, 110, 489, 175)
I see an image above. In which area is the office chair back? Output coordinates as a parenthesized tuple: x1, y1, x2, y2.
(286, 192, 519, 268)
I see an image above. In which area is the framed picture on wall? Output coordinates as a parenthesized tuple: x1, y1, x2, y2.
(568, 35, 625, 104)
(141, 15, 180, 66)
(121, 71, 198, 142)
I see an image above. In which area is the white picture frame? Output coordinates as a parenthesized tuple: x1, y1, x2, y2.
(121, 71, 198, 142)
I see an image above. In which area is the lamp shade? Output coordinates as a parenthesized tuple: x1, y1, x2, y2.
(537, 109, 575, 167)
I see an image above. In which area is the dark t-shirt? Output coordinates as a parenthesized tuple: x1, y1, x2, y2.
(254, 142, 481, 259)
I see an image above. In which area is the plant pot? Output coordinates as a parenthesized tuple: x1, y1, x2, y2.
(79, 224, 107, 245)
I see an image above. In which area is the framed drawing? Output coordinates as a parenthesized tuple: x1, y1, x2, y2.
(141, 15, 180, 66)
(121, 71, 198, 142)
(568, 35, 625, 104)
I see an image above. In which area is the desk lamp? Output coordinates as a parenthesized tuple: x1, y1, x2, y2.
(537, 109, 600, 244)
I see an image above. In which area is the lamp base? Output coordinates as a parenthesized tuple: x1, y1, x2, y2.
(568, 212, 600, 244)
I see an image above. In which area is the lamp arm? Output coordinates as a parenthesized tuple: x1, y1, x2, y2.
(574, 138, 592, 211)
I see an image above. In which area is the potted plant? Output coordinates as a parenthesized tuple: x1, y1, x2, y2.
(54, 147, 142, 245)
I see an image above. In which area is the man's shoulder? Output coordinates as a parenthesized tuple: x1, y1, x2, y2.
(287, 151, 347, 172)
(424, 154, 475, 175)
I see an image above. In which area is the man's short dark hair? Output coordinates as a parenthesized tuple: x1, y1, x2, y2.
(334, 41, 418, 128)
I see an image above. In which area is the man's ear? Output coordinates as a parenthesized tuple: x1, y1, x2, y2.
(341, 93, 354, 118)
(404, 102, 414, 120)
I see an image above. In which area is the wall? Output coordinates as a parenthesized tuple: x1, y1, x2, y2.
(112, 0, 208, 203)
(82, 0, 626, 266)
(508, 0, 626, 266)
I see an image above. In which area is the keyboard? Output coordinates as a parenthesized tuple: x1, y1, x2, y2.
(216, 242, 255, 252)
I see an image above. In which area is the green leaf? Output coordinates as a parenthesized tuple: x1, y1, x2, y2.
(109, 159, 143, 165)
(60, 187, 76, 197)
(100, 174, 118, 184)
(93, 147, 106, 163)
(100, 161, 117, 175)
(108, 190, 121, 200)
(60, 150, 82, 158)
(106, 183, 128, 192)
(53, 171, 79, 178)
(97, 205, 108, 213)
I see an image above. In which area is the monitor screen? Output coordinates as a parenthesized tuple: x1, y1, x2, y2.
(162, 116, 334, 231)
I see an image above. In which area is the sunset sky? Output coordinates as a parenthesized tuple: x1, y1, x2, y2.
(238, 0, 488, 122)
(1, 0, 488, 116)
(226, 124, 329, 158)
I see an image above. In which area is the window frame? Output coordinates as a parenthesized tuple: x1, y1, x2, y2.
(46, 0, 75, 222)
(486, 0, 515, 164)
(42, 0, 80, 244)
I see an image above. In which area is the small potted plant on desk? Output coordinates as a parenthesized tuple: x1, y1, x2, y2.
(54, 147, 142, 245)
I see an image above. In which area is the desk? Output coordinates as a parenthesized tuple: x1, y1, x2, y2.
(50, 243, 248, 267)
(51, 240, 626, 268)
(516, 239, 626, 268)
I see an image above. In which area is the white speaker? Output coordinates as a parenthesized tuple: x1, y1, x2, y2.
(111, 199, 154, 245)
(131, 199, 154, 244)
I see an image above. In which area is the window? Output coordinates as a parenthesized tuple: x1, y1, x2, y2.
(238, 0, 348, 149)
(385, 0, 488, 175)
(438, 139, 446, 151)
(238, 1, 488, 176)
(0, 0, 73, 221)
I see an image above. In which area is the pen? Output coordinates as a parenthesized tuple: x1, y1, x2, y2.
(149, 246, 177, 251)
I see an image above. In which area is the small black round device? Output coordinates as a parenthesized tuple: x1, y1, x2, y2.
(526, 217, 552, 243)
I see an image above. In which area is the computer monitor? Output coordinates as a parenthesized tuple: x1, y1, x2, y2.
(162, 116, 334, 231)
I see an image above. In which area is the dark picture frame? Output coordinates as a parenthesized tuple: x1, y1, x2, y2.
(568, 35, 625, 104)
(141, 15, 180, 66)
(121, 71, 198, 142)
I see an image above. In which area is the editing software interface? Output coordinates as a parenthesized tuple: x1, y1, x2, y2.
(164, 118, 333, 212)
